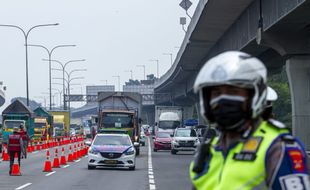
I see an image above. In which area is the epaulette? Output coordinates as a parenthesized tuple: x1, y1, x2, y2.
(267, 119, 287, 129)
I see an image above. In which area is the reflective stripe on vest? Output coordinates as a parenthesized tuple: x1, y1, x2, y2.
(190, 121, 289, 190)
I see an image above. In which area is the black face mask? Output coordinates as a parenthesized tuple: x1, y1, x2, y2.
(210, 95, 248, 131)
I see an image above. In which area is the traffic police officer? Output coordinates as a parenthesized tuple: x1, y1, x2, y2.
(8, 127, 22, 175)
(190, 51, 310, 190)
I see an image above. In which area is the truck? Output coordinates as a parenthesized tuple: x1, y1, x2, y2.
(154, 106, 183, 135)
(97, 92, 142, 155)
(49, 111, 70, 138)
(1, 99, 34, 148)
(33, 107, 53, 142)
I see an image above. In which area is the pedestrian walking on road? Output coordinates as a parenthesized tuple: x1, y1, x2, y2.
(19, 124, 29, 159)
(189, 51, 310, 190)
(8, 127, 23, 175)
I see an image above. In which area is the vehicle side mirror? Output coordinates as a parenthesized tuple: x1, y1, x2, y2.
(133, 142, 140, 147)
(85, 141, 91, 146)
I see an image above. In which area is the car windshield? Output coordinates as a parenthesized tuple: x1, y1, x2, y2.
(158, 121, 180, 129)
(157, 132, 170, 138)
(34, 123, 45, 128)
(54, 123, 64, 129)
(102, 113, 134, 128)
(93, 135, 132, 146)
(4, 120, 24, 129)
(175, 129, 197, 137)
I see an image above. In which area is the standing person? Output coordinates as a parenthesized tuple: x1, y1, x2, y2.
(19, 124, 29, 159)
(8, 127, 23, 175)
(190, 51, 309, 189)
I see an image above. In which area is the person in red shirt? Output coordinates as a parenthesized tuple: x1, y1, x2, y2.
(19, 124, 29, 159)
(8, 127, 22, 175)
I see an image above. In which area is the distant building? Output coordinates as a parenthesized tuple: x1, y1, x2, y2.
(86, 85, 115, 96)
(123, 74, 156, 105)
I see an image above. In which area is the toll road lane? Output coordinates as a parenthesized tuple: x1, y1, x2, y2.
(150, 137, 194, 190)
(0, 143, 148, 190)
(25, 145, 149, 190)
(0, 143, 86, 190)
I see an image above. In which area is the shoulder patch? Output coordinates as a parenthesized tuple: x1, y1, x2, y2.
(268, 119, 286, 129)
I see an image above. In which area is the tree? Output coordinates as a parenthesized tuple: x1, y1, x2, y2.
(268, 66, 292, 128)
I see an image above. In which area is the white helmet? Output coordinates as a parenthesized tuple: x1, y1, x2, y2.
(266, 86, 278, 102)
(194, 51, 267, 122)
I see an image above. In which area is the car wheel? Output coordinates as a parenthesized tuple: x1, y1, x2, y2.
(129, 166, 135, 170)
(153, 148, 157, 152)
(171, 149, 177, 154)
(88, 165, 96, 170)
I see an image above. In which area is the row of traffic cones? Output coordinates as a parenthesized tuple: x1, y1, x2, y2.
(26, 135, 85, 154)
(43, 142, 88, 172)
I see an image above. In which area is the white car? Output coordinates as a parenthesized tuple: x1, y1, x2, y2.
(140, 132, 146, 146)
(171, 128, 199, 154)
(88, 134, 137, 170)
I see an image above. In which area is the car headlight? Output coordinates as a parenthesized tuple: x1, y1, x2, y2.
(88, 147, 99, 155)
(124, 147, 135, 155)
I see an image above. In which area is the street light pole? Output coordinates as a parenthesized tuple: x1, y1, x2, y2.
(0, 23, 59, 106)
(101, 80, 108, 85)
(125, 70, 133, 80)
(149, 59, 159, 78)
(43, 59, 85, 110)
(137, 65, 146, 80)
(163, 53, 173, 66)
(28, 44, 76, 110)
(113, 76, 121, 91)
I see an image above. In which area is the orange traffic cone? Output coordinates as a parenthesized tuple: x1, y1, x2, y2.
(27, 142, 32, 153)
(67, 145, 73, 162)
(2, 145, 9, 161)
(52, 148, 60, 168)
(36, 143, 41, 151)
(73, 144, 77, 160)
(10, 152, 21, 176)
(43, 150, 53, 172)
(60, 147, 67, 165)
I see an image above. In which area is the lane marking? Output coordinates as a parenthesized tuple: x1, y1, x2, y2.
(15, 183, 32, 190)
(150, 184, 156, 190)
(32, 151, 38, 154)
(74, 159, 81, 163)
(148, 137, 156, 190)
(62, 165, 70, 168)
(45, 171, 56, 176)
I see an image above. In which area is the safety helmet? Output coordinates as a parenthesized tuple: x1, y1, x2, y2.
(194, 51, 267, 122)
(266, 86, 278, 102)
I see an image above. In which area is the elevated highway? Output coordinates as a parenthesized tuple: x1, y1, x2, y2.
(155, 0, 310, 148)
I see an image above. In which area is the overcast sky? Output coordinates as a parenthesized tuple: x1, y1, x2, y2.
(0, 0, 197, 111)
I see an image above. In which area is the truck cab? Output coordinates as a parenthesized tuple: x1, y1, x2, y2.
(157, 112, 181, 135)
(33, 118, 49, 142)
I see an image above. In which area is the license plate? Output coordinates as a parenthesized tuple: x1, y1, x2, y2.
(104, 160, 118, 164)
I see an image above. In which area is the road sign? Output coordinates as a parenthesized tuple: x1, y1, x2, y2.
(179, 0, 192, 11)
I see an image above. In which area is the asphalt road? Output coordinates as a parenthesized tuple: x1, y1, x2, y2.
(0, 138, 194, 190)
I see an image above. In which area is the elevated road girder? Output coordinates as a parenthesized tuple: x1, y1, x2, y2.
(155, 0, 310, 148)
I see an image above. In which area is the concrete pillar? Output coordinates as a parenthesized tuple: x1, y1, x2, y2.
(286, 56, 310, 150)
(182, 106, 195, 121)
